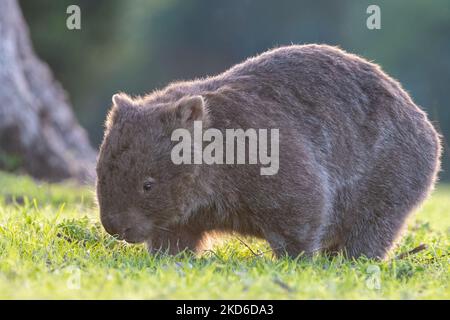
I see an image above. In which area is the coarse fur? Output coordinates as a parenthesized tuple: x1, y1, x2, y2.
(96, 44, 441, 259)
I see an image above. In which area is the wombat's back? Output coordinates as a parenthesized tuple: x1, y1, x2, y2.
(215, 45, 440, 182)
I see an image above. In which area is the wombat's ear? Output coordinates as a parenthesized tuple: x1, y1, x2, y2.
(112, 93, 134, 107)
(173, 95, 207, 124)
(106, 93, 134, 129)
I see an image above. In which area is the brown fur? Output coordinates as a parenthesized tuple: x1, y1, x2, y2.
(96, 44, 441, 259)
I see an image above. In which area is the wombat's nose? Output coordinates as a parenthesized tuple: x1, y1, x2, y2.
(100, 215, 122, 238)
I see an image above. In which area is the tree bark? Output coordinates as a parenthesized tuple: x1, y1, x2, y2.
(0, 0, 96, 183)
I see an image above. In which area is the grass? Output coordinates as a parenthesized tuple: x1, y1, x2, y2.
(0, 171, 448, 299)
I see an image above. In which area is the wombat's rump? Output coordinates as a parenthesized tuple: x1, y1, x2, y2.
(96, 44, 441, 259)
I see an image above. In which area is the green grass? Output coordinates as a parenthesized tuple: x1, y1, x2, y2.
(0, 172, 448, 299)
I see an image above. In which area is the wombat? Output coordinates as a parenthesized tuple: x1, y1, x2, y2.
(96, 44, 441, 259)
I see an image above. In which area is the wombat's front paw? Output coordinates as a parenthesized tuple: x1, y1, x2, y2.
(146, 228, 203, 255)
(146, 237, 192, 255)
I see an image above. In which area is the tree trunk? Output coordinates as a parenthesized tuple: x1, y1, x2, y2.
(0, 0, 96, 183)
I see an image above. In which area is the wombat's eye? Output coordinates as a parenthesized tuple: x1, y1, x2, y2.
(143, 180, 154, 192)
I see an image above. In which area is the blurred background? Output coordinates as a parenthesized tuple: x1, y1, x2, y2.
(18, 0, 450, 180)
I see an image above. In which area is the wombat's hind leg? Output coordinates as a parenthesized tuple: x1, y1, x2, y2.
(343, 125, 440, 259)
(343, 179, 432, 260)
(342, 206, 408, 260)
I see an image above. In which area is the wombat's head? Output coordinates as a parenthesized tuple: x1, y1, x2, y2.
(96, 93, 207, 243)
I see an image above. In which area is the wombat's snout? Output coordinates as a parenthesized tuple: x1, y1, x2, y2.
(100, 214, 123, 239)
(100, 211, 151, 244)
(100, 214, 129, 241)
(100, 216, 135, 242)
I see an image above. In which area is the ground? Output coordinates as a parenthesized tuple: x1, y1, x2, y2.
(0, 172, 448, 299)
